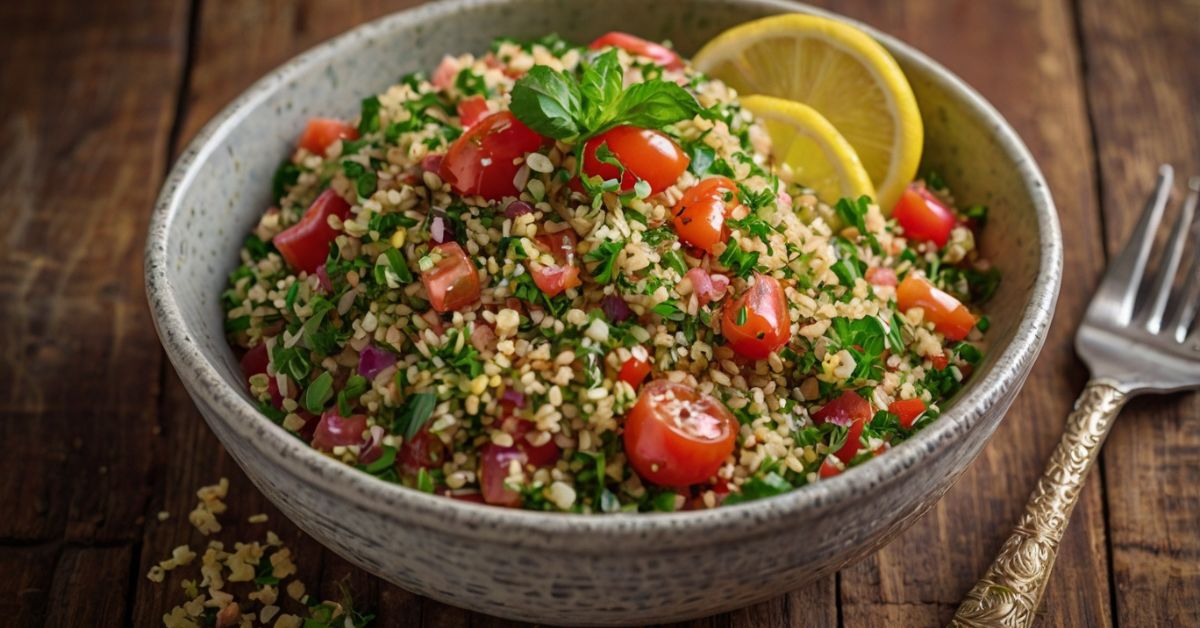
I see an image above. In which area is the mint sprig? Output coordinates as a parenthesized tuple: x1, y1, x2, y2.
(510, 49, 700, 143)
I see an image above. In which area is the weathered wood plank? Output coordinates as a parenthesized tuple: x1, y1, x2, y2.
(135, 1, 427, 625)
(129, 0, 1137, 626)
(0, 0, 187, 542)
(0, 544, 60, 628)
(1077, 0, 1200, 625)
(129, 368, 329, 625)
(43, 544, 135, 628)
(817, 0, 1113, 626)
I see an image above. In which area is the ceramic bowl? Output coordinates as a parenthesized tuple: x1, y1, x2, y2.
(145, 0, 1061, 624)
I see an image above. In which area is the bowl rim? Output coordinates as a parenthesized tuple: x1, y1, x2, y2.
(145, 0, 1062, 546)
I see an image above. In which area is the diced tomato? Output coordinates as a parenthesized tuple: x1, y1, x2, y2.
(479, 443, 525, 507)
(311, 411, 368, 452)
(673, 177, 739, 254)
(441, 111, 547, 200)
(500, 417, 560, 468)
(298, 118, 358, 155)
(239, 343, 285, 408)
(431, 55, 459, 89)
(273, 189, 352, 274)
(618, 355, 652, 388)
(529, 230, 582, 297)
(812, 390, 871, 464)
(456, 95, 490, 128)
(581, 126, 689, 195)
(888, 398, 927, 430)
(896, 275, 976, 341)
(721, 273, 791, 360)
(819, 457, 843, 478)
(893, 184, 956, 248)
(623, 379, 738, 487)
(588, 32, 684, 70)
(397, 424, 445, 475)
(420, 242, 481, 313)
(447, 491, 486, 503)
(240, 342, 270, 380)
(929, 352, 949, 371)
(865, 267, 898, 287)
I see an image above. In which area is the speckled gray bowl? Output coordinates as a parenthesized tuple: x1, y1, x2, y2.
(145, 0, 1061, 624)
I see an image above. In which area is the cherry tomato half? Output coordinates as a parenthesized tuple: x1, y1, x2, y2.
(623, 379, 738, 487)
(529, 230, 582, 297)
(441, 111, 547, 200)
(618, 355, 652, 388)
(582, 126, 689, 195)
(893, 185, 956, 248)
(812, 390, 871, 464)
(298, 118, 358, 155)
(673, 176, 739, 254)
(888, 398, 927, 430)
(420, 242, 481, 313)
(273, 189, 352, 274)
(589, 32, 684, 70)
(721, 273, 791, 360)
(896, 275, 976, 341)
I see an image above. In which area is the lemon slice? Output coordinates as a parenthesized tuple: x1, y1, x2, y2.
(694, 14, 922, 210)
(741, 94, 875, 205)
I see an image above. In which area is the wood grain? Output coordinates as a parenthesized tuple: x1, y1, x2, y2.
(0, 545, 59, 627)
(3, 0, 1197, 626)
(0, 0, 187, 543)
(1077, 0, 1200, 625)
(820, 1, 1112, 624)
(43, 544, 135, 627)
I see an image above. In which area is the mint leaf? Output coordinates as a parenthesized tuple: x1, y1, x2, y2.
(610, 80, 701, 131)
(580, 50, 625, 128)
(510, 51, 700, 143)
(510, 65, 584, 140)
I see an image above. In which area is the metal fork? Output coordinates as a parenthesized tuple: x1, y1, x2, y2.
(950, 165, 1200, 627)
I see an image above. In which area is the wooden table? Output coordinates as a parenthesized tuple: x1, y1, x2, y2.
(3, 1, 1198, 625)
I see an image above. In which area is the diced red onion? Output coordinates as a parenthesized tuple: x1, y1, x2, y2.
(505, 200, 533, 218)
(685, 268, 730, 307)
(358, 344, 397, 380)
(315, 263, 333, 294)
(358, 425, 387, 465)
(601, 294, 633, 323)
(421, 153, 444, 174)
(429, 211, 454, 244)
(500, 389, 526, 408)
(470, 323, 497, 353)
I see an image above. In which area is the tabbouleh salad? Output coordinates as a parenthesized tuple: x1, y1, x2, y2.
(222, 32, 998, 513)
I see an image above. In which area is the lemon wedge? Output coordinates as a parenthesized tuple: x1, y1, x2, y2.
(741, 95, 875, 205)
(693, 14, 922, 210)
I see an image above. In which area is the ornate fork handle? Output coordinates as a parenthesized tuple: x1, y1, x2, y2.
(950, 381, 1127, 627)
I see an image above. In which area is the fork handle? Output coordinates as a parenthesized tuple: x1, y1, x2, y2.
(950, 380, 1127, 627)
